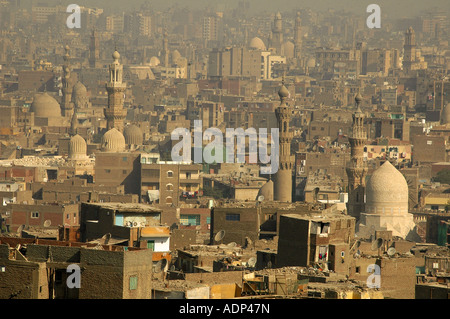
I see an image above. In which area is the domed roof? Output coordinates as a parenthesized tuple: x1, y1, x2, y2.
(441, 103, 450, 125)
(171, 50, 182, 63)
(257, 179, 273, 201)
(73, 81, 87, 97)
(249, 37, 266, 51)
(366, 161, 409, 215)
(101, 128, 126, 152)
(68, 134, 87, 160)
(31, 92, 61, 118)
(149, 56, 160, 67)
(124, 124, 143, 145)
(306, 57, 316, 68)
(282, 41, 295, 58)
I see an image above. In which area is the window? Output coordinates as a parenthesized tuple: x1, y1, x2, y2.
(122, 170, 127, 174)
(31, 212, 39, 218)
(166, 183, 173, 191)
(167, 171, 174, 178)
(355, 266, 360, 274)
(122, 157, 128, 162)
(226, 213, 240, 221)
(129, 276, 138, 290)
(105, 169, 111, 173)
(180, 214, 200, 226)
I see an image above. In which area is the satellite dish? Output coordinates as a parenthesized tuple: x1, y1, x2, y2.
(227, 242, 237, 248)
(387, 247, 396, 257)
(16, 225, 25, 238)
(350, 240, 361, 251)
(371, 238, 384, 251)
(214, 230, 225, 242)
(257, 195, 264, 202)
(43, 220, 51, 227)
(154, 258, 167, 273)
(195, 225, 201, 230)
(101, 233, 111, 245)
(247, 257, 256, 268)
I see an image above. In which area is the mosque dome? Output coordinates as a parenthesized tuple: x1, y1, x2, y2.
(282, 41, 295, 58)
(68, 134, 87, 160)
(306, 57, 316, 68)
(249, 37, 266, 51)
(101, 128, 126, 152)
(73, 81, 87, 97)
(365, 161, 409, 215)
(124, 124, 143, 145)
(31, 92, 61, 118)
(257, 179, 274, 201)
(441, 103, 450, 124)
(171, 50, 182, 63)
(149, 56, 160, 67)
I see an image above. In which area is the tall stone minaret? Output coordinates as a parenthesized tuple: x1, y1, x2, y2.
(104, 50, 127, 132)
(346, 93, 368, 220)
(294, 12, 302, 64)
(273, 79, 294, 202)
(61, 45, 74, 118)
(162, 30, 170, 67)
(271, 12, 284, 56)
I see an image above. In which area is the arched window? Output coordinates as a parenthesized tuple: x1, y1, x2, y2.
(166, 183, 173, 191)
(165, 196, 173, 204)
(167, 170, 173, 178)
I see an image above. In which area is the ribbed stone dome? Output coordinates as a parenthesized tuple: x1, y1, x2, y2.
(249, 37, 266, 51)
(124, 124, 143, 145)
(366, 161, 409, 215)
(69, 134, 87, 160)
(31, 92, 61, 118)
(101, 128, 125, 152)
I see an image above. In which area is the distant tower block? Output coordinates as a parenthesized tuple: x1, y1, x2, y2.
(403, 27, 416, 72)
(294, 12, 302, 63)
(104, 50, 127, 132)
(61, 45, 75, 118)
(89, 29, 100, 68)
(346, 93, 368, 220)
(273, 80, 294, 202)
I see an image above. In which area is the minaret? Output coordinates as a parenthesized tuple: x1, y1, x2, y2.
(271, 12, 283, 55)
(89, 29, 100, 68)
(61, 45, 74, 118)
(162, 30, 170, 67)
(104, 50, 127, 132)
(294, 12, 302, 64)
(403, 27, 416, 72)
(273, 79, 294, 202)
(346, 93, 368, 220)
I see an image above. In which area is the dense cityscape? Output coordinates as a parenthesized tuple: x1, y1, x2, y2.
(0, 0, 448, 301)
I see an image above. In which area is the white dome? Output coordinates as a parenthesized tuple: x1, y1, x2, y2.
(101, 128, 126, 152)
(31, 92, 61, 118)
(249, 37, 266, 51)
(366, 161, 409, 215)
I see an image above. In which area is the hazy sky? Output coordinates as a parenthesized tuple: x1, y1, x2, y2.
(24, 0, 450, 17)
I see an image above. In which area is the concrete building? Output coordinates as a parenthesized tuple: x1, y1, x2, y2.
(276, 213, 355, 274)
(0, 237, 153, 299)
